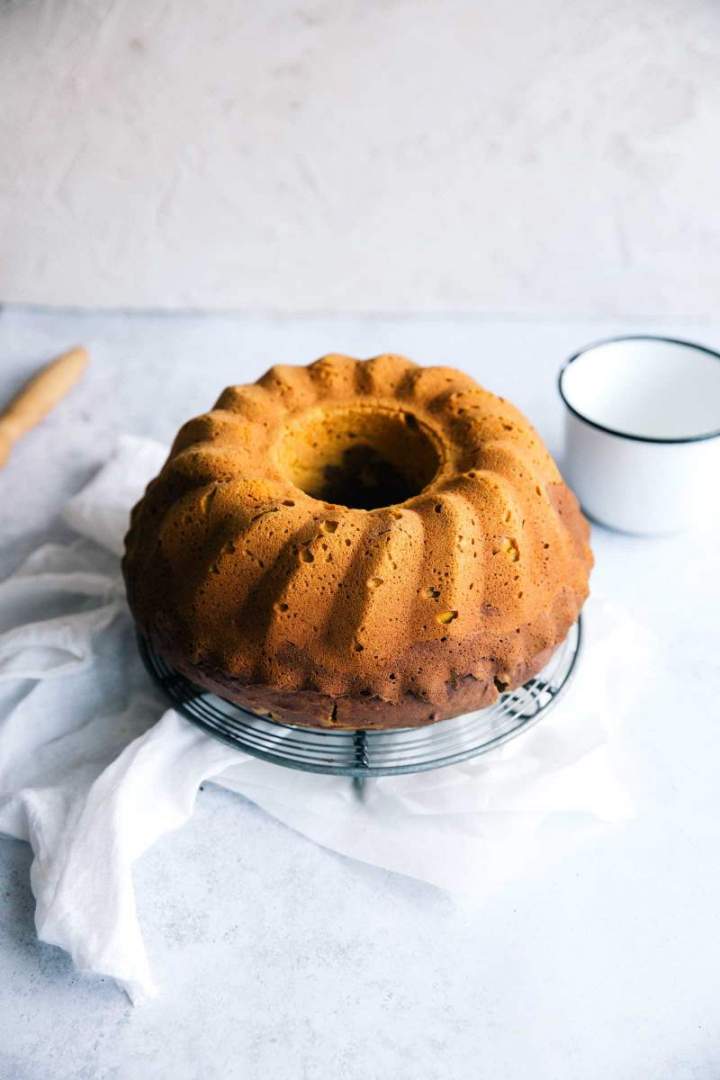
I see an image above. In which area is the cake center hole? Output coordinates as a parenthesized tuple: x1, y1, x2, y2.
(277, 406, 441, 510)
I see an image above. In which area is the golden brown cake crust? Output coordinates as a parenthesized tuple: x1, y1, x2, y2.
(123, 355, 593, 729)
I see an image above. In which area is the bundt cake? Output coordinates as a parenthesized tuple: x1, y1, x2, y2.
(124, 354, 592, 730)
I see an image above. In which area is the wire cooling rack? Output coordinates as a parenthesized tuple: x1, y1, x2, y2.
(138, 619, 582, 778)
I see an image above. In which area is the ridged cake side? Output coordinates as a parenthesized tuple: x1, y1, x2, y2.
(123, 355, 593, 728)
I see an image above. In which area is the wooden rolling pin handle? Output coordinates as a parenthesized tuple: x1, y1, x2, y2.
(0, 346, 89, 468)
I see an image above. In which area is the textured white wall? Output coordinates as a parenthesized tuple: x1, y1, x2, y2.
(1, 0, 719, 315)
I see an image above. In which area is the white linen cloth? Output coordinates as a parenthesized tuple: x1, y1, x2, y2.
(0, 437, 637, 1002)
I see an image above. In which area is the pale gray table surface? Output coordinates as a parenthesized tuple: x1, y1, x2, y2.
(1, 307, 719, 1080)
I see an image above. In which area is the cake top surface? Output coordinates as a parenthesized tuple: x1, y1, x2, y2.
(123, 354, 592, 711)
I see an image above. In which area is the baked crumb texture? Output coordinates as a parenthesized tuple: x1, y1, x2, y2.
(123, 355, 593, 729)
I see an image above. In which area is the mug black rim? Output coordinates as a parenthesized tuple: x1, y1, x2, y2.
(558, 334, 720, 445)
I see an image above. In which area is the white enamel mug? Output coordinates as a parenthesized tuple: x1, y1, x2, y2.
(559, 336, 720, 534)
